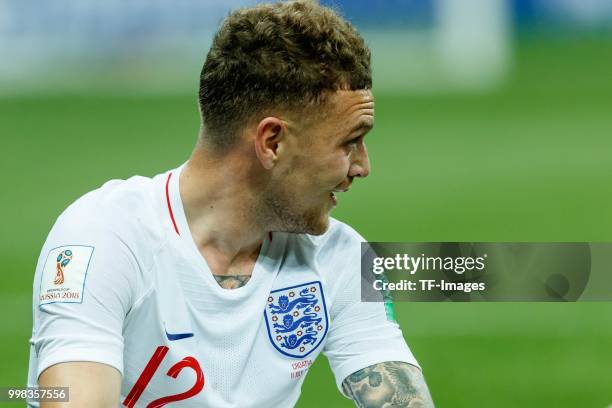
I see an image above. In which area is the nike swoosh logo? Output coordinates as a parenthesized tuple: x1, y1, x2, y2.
(165, 329, 194, 341)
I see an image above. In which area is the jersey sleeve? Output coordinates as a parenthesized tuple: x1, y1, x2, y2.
(29, 208, 142, 381)
(322, 225, 420, 395)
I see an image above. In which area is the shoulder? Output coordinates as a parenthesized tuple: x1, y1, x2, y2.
(283, 218, 364, 259)
(56, 174, 160, 233)
(46, 173, 167, 267)
(306, 217, 364, 259)
(313, 217, 364, 246)
(281, 218, 364, 283)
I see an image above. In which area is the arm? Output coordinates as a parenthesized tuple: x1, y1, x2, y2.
(342, 361, 435, 408)
(39, 362, 121, 408)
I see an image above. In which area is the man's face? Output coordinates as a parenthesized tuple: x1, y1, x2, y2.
(264, 89, 374, 235)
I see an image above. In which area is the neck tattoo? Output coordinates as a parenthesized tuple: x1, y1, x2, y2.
(213, 274, 251, 289)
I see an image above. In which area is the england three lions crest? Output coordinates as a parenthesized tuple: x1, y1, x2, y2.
(264, 281, 329, 358)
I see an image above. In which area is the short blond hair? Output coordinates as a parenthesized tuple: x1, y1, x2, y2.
(198, 0, 371, 150)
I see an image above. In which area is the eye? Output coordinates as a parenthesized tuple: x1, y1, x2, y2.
(346, 136, 362, 146)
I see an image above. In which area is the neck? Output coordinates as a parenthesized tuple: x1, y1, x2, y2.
(179, 147, 268, 274)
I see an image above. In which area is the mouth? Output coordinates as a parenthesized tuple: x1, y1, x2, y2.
(329, 188, 349, 207)
(329, 192, 337, 206)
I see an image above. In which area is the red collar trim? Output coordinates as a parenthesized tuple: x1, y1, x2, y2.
(165, 172, 180, 236)
(166, 171, 272, 242)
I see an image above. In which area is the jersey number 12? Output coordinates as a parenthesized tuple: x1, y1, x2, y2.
(123, 346, 205, 407)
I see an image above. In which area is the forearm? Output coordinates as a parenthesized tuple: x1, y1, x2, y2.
(39, 362, 121, 408)
(342, 361, 434, 408)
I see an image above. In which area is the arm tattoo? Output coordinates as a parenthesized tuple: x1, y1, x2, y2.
(342, 361, 434, 408)
(213, 274, 251, 289)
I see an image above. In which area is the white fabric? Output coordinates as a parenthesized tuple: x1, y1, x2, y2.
(27, 166, 418, 407)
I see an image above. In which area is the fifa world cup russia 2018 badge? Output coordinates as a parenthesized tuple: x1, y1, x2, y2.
(264, 281, 329, 358)
(39, 245, 94, 306)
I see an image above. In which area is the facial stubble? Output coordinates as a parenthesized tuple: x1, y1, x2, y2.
(261, 181, 330, 236)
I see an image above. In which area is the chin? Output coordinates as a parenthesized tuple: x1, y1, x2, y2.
(305, 216, 330, 236)
(265, 192, 331, 235)
(293, 203, 332, 235)
(278, 210, 330, 236)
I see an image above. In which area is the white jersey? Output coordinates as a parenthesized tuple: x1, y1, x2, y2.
(27, 166, 418, 407)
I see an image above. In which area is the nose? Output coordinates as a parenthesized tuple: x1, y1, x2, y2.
(348, 146, 370, 179)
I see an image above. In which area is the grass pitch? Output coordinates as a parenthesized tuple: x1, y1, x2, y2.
(1, 35, 611, 407)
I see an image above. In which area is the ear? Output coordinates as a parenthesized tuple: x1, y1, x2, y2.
(254, 117, 286, 170)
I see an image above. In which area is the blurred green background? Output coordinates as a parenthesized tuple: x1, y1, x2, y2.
(2, 23, 612, 408)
